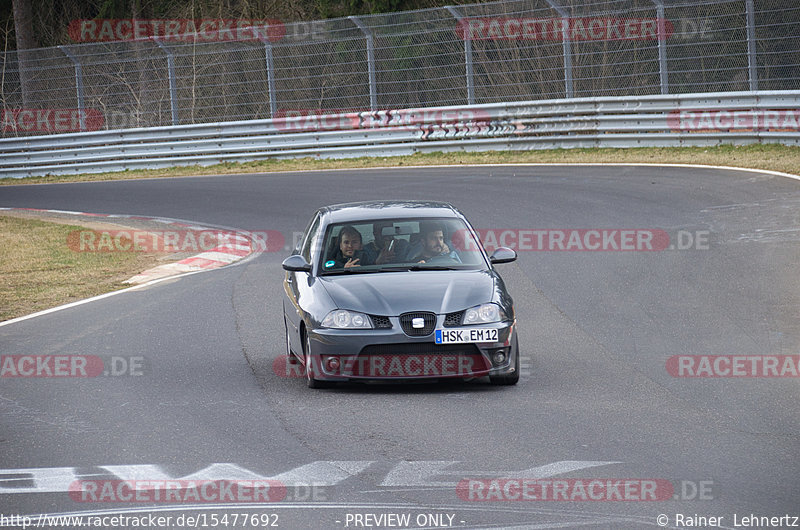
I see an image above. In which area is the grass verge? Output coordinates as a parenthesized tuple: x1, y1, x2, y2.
(1, 144, 798, 185)
(0, 215, 170, 321)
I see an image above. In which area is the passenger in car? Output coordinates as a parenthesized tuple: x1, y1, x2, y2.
(328, 225, 372, 268)
(365, 221, 409, 265)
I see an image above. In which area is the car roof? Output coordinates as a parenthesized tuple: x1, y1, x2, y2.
(319, 200, 463, 223)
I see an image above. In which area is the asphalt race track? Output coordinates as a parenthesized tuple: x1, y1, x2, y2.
(1, 165, 798, 529)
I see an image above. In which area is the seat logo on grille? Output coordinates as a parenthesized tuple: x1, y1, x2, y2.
(411, 317, 425, 329)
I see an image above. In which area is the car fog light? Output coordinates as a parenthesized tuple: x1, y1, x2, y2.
(325, 356, 340, 372)
(492, 350, 506, 365)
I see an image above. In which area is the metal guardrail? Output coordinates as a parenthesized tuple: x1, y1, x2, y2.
(4, 0, 799, 134)
(1, 90, 798, 178)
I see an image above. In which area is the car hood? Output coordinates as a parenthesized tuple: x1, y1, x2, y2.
(319, 270, 496, 316)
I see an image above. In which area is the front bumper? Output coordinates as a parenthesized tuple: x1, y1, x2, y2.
(306, 317, 517, 381)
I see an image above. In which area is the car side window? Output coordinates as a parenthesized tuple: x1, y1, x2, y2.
(301, 214, 322, 262)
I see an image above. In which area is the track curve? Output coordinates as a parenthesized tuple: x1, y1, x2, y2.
(1, 165, 798, 529)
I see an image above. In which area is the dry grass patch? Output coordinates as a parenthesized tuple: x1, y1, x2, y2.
(0, 215, 170, 321)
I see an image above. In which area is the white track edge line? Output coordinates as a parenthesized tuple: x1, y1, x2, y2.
(4, 162, 799, 183)
(241, 162, 800, 181)
(0, 270, 205, 328)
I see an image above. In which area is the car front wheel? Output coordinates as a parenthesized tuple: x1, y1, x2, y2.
(304, 331, 334, 389)
(284, 316, 298, 365)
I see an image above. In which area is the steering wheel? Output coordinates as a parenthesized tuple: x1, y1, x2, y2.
(422, 253, 460, 265)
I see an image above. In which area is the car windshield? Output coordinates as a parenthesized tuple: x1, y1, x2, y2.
(318, 217, 488, 275)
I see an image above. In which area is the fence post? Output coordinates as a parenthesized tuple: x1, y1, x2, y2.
(745, 0, 758, 91)
(57, 46, 86, 131)
(255, 28, 278, 117)
(154, 39, 179, 125)
(544, 0, 573, 98)
(349, 16, 377, 111)
(651, 0, 669, 94)
(445, 6, 475, 105)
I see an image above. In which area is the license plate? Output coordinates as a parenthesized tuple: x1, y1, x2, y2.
(435, 328, 498, 344)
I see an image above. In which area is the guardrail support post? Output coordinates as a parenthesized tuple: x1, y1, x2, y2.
(349, 16, 377, 111)
(154, 39, 179, 125)
(545, 0, 573, 98)
(58, 46, 86, 131)
(255, 28, 278, 117)
(445, 6, 475, 105)
(651, 0, 669, 94)
(745, 0, 758, 91)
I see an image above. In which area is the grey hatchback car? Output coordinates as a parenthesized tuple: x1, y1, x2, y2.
(281, 200, 520, 388)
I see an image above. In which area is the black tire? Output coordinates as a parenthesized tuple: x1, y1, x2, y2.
(304, 331, 334, 389)
(490, 335, 520, 386)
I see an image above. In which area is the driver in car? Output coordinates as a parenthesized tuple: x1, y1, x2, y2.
(407, 222, 462, 264)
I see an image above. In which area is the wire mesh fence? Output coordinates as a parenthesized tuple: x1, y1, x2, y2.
(1, 0, 798, 136)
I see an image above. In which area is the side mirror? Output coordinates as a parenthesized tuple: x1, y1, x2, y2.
(489, 247, 517, 264)
(282, 255, 312, 272)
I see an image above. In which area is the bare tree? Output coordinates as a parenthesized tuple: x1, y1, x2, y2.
(12, 0, 38, 107)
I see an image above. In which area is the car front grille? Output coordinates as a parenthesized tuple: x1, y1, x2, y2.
(369, 315, 392, 329)
(399, 312, 436, 336)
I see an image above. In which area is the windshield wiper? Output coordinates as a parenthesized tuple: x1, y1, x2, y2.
(407, 264, 460, 270)
(374, 264, 462, 271)
(322, 268, 404, 275)
(322, 265, 462, 275)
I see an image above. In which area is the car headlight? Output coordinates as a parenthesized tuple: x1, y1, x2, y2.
(321, 309, 373, 329)
(462, 303, 505, 324)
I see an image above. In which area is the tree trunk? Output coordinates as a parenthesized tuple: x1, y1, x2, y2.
(12, 0, 38, 108)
